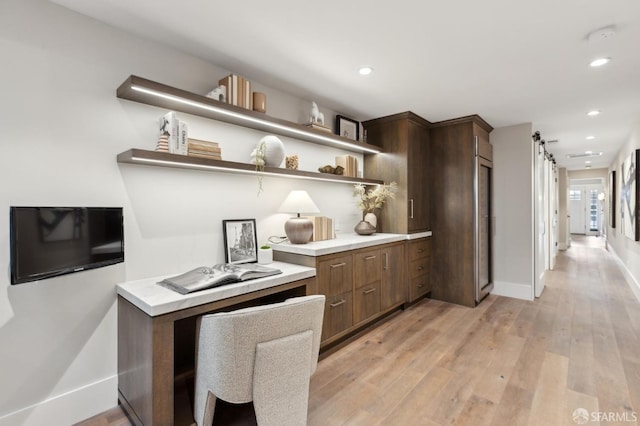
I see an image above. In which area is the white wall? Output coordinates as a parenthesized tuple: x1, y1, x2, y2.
(490, 123, 535, 300)
(607, 118, 640, 301)
(0, 1, 363, 424)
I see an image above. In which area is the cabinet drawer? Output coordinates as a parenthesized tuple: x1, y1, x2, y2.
(409, 238, 431, 261)
(409, 275, 431, 301)
(354, 249, 381, 288)
(353, 282, 381, 324)
(409, 257, 430, 279)
(322, 292, 353, 341)
(318, 255, 353, 296)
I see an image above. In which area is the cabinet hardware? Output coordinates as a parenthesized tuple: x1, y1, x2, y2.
(417, 284, 424, 288)
(330, 262, 347, 269)
(410, 199, 414, 219)
(364, 255, 377, 260)
(417, 266, 424, 271)
(417, 248, 424, 253)
(383, 252, 388, 270)
(363, 288, 376, 294)
(330, 299, 346, 308)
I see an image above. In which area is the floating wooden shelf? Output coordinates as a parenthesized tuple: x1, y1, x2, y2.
(117, 149, 384, 185)
(116, 75, 382, 155)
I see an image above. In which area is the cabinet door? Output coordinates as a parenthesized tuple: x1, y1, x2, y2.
(353, 283, 381, 324)
(381, 244, 406, 310)
(354, 249, 381, 289)
(407, 121, 430, 232)
(317, 254, 353, 296)
(409, 274, 431, 301)
(322, 292, 353, 340)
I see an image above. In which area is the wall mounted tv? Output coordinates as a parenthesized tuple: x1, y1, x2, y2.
(10, 207, 124, 284)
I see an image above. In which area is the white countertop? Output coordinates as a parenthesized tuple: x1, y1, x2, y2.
(117, 261, 316, 317)
(271, 231, 432, 256)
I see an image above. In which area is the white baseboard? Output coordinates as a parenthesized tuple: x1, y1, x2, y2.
(0, 375, 117, 426)
(558, 242, 569, 251)
(607, 245, 640, 303)
(491, 281, 534, 301)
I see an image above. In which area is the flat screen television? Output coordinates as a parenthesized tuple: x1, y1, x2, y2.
(10, 207, 124, 284)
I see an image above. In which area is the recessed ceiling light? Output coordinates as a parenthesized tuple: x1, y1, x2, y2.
(358, 67, 373, 76)
(587, 110, 601, 116)
(589, 57, 611, 67)
(586, 135, 595, 140)
(585, 160, 592, 164)
(585, 150, 593, 154)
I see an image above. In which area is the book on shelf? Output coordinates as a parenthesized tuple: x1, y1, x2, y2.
(188, 138, 221, 153)
(335, 154, 358, 177)
(157, 263, 282, 295)
(218, 74, 252, 109)
(188, 138, 219, 146)
(178, 121, 188, 155)
(188, 151, 222, 160)
(159, 111, 179, 154)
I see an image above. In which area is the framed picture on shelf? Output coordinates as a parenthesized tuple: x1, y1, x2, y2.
(336, 115, 359, 141)
(222, 219, 258, 264)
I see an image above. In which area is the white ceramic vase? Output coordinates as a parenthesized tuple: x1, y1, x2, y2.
(258, 247, 273, 264)
(259, 135, 285, 167)
(364, 212, 377, 229)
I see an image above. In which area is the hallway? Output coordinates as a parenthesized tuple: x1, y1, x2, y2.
(308, 235, 640, 425)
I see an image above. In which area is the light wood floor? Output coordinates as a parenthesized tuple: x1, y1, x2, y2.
(77, 235, 640, 425)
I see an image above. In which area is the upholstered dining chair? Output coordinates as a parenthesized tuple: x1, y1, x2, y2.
(193, 295, 326, 426)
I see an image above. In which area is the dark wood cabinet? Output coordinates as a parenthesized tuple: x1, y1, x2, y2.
(408, 237, 431, 302)
(429, 115, 493, 307)
(317, 254, 354, 340)
(363, 112, 431, 233)
(274, 240, 408, 348)
(381, 243, 406, 309)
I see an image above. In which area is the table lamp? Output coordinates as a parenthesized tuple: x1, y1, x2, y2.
(278, 190, 320, 244)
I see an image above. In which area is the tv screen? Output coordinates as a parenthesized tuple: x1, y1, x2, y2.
(10, 207, 124, 284)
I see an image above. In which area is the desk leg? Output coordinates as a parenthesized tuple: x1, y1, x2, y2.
(118, 297, 175, 425)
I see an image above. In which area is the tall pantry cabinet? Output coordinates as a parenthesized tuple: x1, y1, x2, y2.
(363, 112, 431, 233)
(363, 112, 431, 303)
(429, 115, 494, 307)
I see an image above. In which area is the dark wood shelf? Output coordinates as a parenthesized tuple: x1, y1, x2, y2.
(117, 149, 384, 185)
(117, 75, 382, 155)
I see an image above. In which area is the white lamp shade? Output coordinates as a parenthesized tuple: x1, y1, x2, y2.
(278, 190, 320, 215)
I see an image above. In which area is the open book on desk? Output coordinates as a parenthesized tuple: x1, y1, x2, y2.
(158, 263, 282, 295)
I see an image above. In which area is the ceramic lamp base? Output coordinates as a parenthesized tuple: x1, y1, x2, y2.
(285, 217, 313, 244)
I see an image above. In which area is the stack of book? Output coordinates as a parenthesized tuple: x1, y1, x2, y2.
(304, 216, 335, 242)
(218, 74, 253, 110)
(187, 138, 222, 160)
(335, 155, 358, 178)
(159, 111, 188, 155)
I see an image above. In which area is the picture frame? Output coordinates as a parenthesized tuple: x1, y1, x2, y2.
(222, 219, 258, 264)
(336, 115, 359, 141)
(620, 149, 640, 241)
(609, 170, 616, 228)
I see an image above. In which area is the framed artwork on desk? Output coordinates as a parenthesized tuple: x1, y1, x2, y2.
(222, 219, 258, 264)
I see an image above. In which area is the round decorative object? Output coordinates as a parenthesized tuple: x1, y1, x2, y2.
(259, 135, 285, 167)
(364, 212, 377, 229)
(354, 220, 376, 235)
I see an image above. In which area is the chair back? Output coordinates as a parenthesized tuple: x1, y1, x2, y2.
(194, 295, 325, 424)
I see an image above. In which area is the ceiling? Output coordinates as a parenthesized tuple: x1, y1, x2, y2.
(51, 0, 640, 170)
